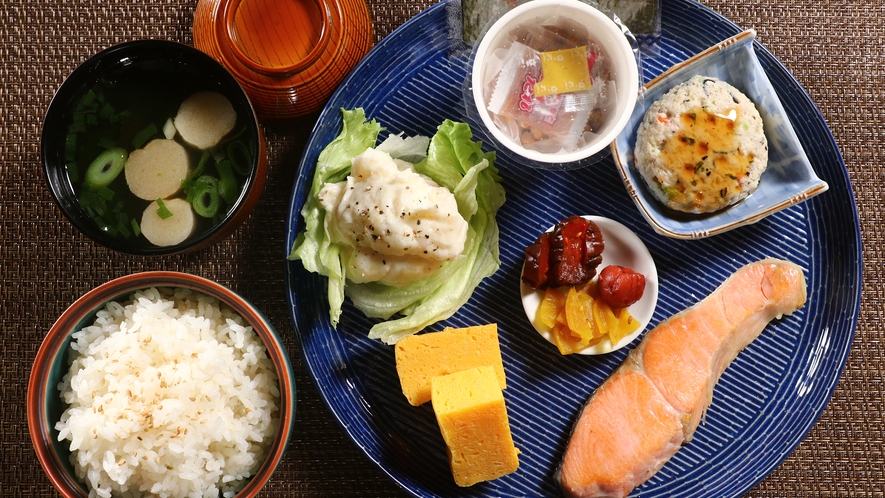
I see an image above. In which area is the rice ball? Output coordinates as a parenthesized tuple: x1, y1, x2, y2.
(633, 76, 768, 213)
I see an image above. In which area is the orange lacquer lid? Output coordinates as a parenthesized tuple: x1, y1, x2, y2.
(194, 0, 374, 122)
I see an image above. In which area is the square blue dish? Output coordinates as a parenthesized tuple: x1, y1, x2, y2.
(612, 30, 829, 239)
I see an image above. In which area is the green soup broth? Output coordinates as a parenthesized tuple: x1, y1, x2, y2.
(64, 62, 255, 250)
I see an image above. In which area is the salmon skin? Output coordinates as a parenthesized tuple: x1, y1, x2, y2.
(557, 259, 807, 498)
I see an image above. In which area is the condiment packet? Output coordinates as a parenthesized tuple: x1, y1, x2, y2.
(483, 20, 617, 155)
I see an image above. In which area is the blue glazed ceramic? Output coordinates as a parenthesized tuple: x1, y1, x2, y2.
(285, 1, 861, 496)
(612, 30, 829, 239)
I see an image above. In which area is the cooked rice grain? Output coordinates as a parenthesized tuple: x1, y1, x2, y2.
(55, 287, 280, 498)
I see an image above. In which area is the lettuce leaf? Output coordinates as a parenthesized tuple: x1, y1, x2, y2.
(288, 108, 505, 344)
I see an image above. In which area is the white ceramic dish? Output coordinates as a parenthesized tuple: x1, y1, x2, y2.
(470, 0, 639, 166)
(520, 215, 659, 355)
(612, 30, 829, 239)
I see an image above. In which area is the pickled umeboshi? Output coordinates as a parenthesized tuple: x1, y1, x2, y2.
(598, 265, 646, 308)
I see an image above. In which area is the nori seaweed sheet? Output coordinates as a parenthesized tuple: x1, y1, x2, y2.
(594, 0, 661, 34)
(461, 0, 518, 44)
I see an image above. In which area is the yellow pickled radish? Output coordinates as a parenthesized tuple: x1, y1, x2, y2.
(609, 308, 641, 346)
(535, 277, 641, 354)
(553, 323, 583, 355)
(566, 287, 596, 344)
(536, 287, 564, 330)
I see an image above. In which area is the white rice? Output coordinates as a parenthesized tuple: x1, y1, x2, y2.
(55, 287, 280, 498)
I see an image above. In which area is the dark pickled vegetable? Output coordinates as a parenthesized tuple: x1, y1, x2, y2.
(583, 219, 605, 280)
(549, 216, 590, 287)
(522, 216, 605, 289)
(522, 232, 551, 288)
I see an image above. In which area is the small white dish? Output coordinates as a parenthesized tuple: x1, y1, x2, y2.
(520, 216, 659, 355)
(470, 0, 639, 167)
(611, 30, 829, 239)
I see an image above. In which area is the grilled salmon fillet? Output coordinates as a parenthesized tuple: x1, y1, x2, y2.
(557, 259, 807, 498)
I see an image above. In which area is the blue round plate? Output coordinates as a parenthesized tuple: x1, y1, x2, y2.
(285, 1, 861, 496)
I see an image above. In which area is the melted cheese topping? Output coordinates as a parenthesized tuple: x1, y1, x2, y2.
(319, 148, 468, 287)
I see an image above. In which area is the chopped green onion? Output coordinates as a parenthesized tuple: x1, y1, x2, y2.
(98, 102, 115, 120)
(69, 112, 86, 133)
(97, 186, 114, 201)
(78, 189, 116, 232)
(211, 147, 225, 163)
(215, 159, 238, 204)
(191, 151, 211, 180)
(80, 89, 97, 109)
(191, 176, 220, 218)
(68, 121, 86, 134)
(64, 132, 77, 162)
(86, 113, 98, 126)
(162, 118, 176, 140)
(78, 191, 101, 210)
(116, 213, 132, 238)
(110, 109, 131, 124)
(132, 123, 158, 149)
(93, 89, 107, 105)
(83, 147, 127, 190)
(131, 218, 141, 237)
(155, 198, 174, 219)
(227, 140, 252, 176)
(182, 153, 215, 201)
(97, 137, 117, 149)
(217, 123, 248, 148)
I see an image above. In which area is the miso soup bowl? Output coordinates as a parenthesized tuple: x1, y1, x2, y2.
(28, 271, 297, 497)
(41, 40, 267, 256)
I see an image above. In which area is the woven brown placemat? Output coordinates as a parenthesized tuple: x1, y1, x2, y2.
(2, 0, 882, 496)
(706, 1, 885, 496)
